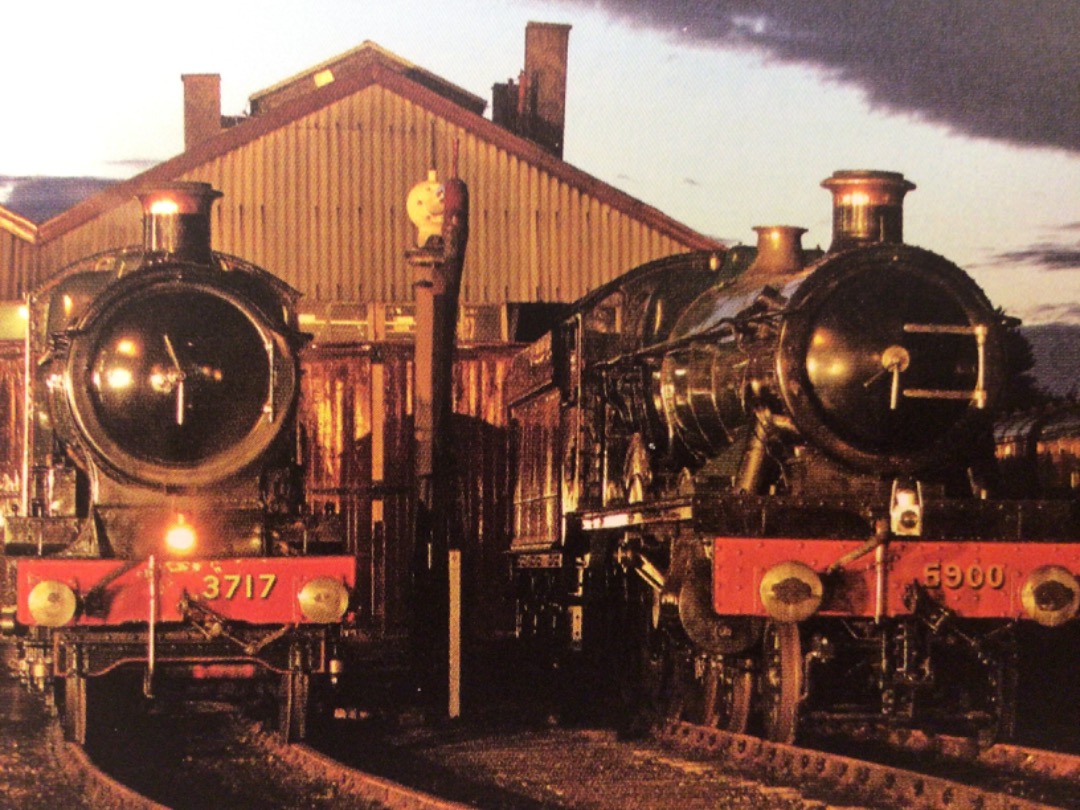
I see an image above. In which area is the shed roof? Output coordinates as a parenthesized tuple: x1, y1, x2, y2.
(249, 40, 487, 117)
(0, 205, 36, 242)
(37, 44, 719, 252)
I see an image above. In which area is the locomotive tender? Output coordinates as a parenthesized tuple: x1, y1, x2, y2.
(508, 170, 1080, 742)
(0, 183, 354, 743)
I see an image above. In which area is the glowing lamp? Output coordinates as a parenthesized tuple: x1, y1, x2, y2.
(890, 482, 923, 536)
(149, 198, 181, 216)
(406, 169, 445, 247)
(165, 514, 197, 554)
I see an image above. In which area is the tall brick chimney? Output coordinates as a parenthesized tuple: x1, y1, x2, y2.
(182, 74, 222, 151)
(493, 22, 571, 158)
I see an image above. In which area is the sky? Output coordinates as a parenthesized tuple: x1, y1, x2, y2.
(1, 0, 1078, 324)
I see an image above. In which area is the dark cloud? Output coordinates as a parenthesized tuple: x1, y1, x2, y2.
(993, 242, 1080, 271)
(1, 177, 117, 223)
(1024, 304, 1080, 324)
(564, 0, 1080, 153)
(1020, 323, 1080, 393)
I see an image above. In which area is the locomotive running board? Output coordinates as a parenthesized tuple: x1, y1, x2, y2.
(578, 497, 693, 532)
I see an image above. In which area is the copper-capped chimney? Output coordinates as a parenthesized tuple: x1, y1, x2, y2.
(137, 182, 222, 264)
(745, 225, 807, 276)
(821, 170, 915, 252)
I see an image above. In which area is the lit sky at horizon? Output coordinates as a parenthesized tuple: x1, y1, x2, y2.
(2, 0, 1078, 324)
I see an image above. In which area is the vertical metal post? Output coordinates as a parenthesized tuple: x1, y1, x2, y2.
(405, 153, 469, 717)
(874, 543, 887, 624)
(448, 549, 461, 718)
(20, 295, 31, 519)
(145, 554, 157, 698)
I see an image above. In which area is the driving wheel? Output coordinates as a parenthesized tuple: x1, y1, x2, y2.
(761, 621, 802, 743)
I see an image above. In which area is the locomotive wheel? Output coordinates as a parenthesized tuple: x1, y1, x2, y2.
(761, 622, 802, 743)
(279, 669, 311, 743)
(62, 670, 88, 745)
(702, 658, 752, 733)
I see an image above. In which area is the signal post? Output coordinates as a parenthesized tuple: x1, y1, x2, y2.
(406, 162, 469, 718)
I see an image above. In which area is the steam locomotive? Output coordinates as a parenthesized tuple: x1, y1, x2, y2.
(0, 183, 354, 743)
(507, 170, 1080, 743)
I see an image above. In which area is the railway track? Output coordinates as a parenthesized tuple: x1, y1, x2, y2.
(306, 715, 862, 809)
(0, 676, 162, 810)
(75, 695, 1080, 810)
(812, 725, 1080, 808)
(658, 720, 1080, 810)
(82, 698, 464, 810)
(9, 670, 1076, 809)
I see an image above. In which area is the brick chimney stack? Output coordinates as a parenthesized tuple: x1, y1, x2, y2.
(493, 22, 571, 158)
(182, 74, 222, 151)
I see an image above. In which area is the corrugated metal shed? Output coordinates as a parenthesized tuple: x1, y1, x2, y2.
(10, 44, 719, 308)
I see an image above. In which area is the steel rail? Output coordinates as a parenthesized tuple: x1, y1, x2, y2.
(657, 720, 1065, 810)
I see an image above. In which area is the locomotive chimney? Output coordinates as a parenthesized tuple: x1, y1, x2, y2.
(137, 182, 222, 264)
(746, 226, 807, 276)
(821, 170, 915, 252)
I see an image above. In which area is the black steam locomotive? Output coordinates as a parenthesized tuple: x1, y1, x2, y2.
(508, 170, 1080, 742)
(0, 183, 354, 743)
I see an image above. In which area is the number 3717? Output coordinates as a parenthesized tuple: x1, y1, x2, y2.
(202, 573, 277, 600)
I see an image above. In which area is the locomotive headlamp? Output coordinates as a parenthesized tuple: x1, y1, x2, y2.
(759, 561, 823, 623)
(890, 481, 923, 536)
(27, 580, 78, 627)
(298, 576, 350, 623)
(165, 514, 197, 554)
(1021, 566, 1080, 627)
